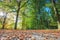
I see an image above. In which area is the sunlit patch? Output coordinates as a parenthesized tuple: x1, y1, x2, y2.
(14, 16, 16, 21)
(0, 12, 4, 16)
(14, 16, 22, 23)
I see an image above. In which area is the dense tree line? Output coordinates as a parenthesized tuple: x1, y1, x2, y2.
(0, 0, 60, 30)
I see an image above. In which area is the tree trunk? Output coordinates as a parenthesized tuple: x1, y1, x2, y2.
(14, 1, 21, 29)
(57, 21, 60, 29)
(2, 13, 7, 29)
(52, 0, 60, 29)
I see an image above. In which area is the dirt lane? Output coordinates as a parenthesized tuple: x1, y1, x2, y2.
(0, 30, 60, 40)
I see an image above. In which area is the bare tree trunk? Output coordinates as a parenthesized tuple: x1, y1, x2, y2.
(52, 0, 60, 29)
(57, 21, 60, 29)
(2, 13, 7, 29)
(14, 1, 21, 29)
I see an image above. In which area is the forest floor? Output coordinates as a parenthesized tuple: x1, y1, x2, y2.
(0, 30, 60, 40)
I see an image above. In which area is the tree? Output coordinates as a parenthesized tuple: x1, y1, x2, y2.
(14, 0, 21, 29)
(0, 0, 17, 29)
(52, 0, 60, 29)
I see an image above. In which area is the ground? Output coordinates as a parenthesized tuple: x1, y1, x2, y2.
(0, 30, 60, 40)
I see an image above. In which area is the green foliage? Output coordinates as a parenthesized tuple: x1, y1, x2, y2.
(0, 0, 58, 30)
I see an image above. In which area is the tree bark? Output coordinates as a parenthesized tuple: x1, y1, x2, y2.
(2, 13, 7, 29)
(14, 1, 21, 29)
(52, 0, 60, 29)
(57, 21, 60, 29)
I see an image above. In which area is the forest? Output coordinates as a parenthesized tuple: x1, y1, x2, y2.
(0, 0, 60, 30)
